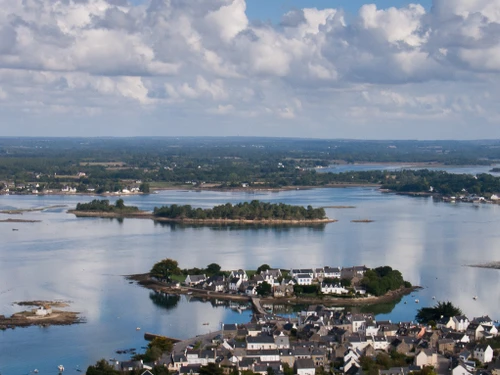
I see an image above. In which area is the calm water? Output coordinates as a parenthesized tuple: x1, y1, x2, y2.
(320, 163, 500, 176)
(1, 188, 500, 374)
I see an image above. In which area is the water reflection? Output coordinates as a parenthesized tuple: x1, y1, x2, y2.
(2, 188, 500, 374)
(153, 221, 326, 232)
(149, 292, 181, 310)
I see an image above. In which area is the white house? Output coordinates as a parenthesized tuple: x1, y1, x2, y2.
(35, 306, 52, 316)
(290, 269, 314, 278)
(274, 333, 290, 349)
(369, 335, 389, 351)
(453, 316, 470, 332)
(246, 335, 277, 350)
(321, 283, 348, 295)
(437, 316, 455, 330)
(295, 358, 316, 375)
(414, 349, 437, 367)
(343, 349, 361, 374)
(351, 314, 367, 333)
(245, 285, 257, 296)
(295, 274, 313, 285)
(474, 344, 494, 363)
(185, 274, 206, 286)
(452, 364, 472, 375)
(246, 350, 280, 362)
(230, 270, 248, 281)
(323, 267, 342, 279)
(354, 286, 367, 295)
(229, 277, 242, 291)
(261, 269, 282, 284)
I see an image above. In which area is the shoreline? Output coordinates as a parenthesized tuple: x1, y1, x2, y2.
(127, 273, 419, 308)
(68, 210, 337, 225)
(468, 262, 500, 270)
(0, 301, 83, 330)
(0, 183, 382, 197)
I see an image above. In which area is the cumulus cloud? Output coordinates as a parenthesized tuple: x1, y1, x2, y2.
(0, 0, 499, 138)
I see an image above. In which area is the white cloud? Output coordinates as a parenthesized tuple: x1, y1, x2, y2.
(0, 0, 499, 138)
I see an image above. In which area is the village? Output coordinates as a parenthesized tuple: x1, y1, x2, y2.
(101, 264, 493, 375)
(111, 303, 500, 375)
(151, 265, 376, 299)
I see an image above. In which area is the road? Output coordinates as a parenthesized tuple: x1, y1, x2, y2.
(172, 329, 223, 353)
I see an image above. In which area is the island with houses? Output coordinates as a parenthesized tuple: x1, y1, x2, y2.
(129, 260, 415, 307)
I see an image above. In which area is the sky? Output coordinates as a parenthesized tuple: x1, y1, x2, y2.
(0, 0, 499, 139)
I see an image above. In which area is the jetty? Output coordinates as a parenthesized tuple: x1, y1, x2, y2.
(251, 298, 267, 315)
(144, 332, 181, 343)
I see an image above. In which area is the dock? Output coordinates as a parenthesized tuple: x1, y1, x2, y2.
(251, 297, 267, 315)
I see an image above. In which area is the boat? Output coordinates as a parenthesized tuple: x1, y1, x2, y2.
(202, 322, 209, 325)
(415, 299, 419, 303)
(473, 296, 478, 300)
(58, 365, 65, 373)
(432, 296, 436, 299)
(136, 327, 141, 331)
(34, 370, 39, 374)
(12, 228, 18, 231)
(187, 292, 193, 295)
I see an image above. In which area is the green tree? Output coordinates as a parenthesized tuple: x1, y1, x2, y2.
(256, 281, 272, 297)
(283, 363, 294, 375)
(139, 183, 150, 193)
(86, 359, 120, 375)
(257, 264, 271, 273)
(150, 258, 182, 281)
(115, 198, 125, 209)
(416, 301, 462, 324)
(206, 263, 222, 275)
(200, 363, 224, 375)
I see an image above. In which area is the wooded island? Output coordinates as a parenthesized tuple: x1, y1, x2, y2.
(71, 199, 334, 224)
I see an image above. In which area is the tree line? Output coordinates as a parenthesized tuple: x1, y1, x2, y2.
(153, 200, 327, 220)
(75, 199, 139, 212)
(361, 266, 411, 297)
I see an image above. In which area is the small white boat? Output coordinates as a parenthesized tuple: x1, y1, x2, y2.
(432, 296, 436, 299)
(473, 296, 478, 300)
(415, 299, 419, 303)
(58, 365, 65, 372)
(136, 327, 141, 331)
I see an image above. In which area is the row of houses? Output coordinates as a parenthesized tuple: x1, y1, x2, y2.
(181, 265, 369, 297)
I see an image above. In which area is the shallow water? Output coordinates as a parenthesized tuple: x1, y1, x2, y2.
(1, 188, 499, 374)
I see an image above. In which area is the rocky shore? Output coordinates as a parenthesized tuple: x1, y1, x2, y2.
(0, 301, 84, 330)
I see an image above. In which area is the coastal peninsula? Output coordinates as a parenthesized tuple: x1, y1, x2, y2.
(69, 199, 337, 225)
(0, 301, 84, 330)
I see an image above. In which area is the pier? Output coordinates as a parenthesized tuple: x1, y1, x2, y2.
(144, 332, 181, 343)
(251, 297, 267, 315)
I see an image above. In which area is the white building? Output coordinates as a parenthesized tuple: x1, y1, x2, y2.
(474, 344, 494, 363)
(321, 283, 348, 295)
(295, 274, 313, 285)
(453, 316, 470, 332)
(35, 306, 52, 316)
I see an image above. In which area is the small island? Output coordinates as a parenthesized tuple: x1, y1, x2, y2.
(70, 199, 337, 224)
(0, 301, 84, 330)
(129, 259, 416, 307)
